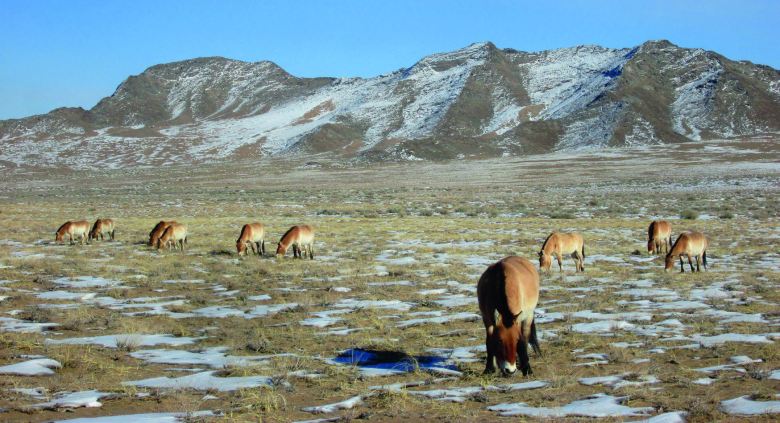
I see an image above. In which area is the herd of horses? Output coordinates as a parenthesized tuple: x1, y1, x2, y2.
(55, 219, 316, 258)
(53, 218, 709, 377)
(479, 219, 708, 377)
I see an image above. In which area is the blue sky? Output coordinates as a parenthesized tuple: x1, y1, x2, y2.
(1, 0, 778, 120)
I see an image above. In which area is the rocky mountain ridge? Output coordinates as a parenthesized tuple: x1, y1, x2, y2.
(2, 40, 779, 169)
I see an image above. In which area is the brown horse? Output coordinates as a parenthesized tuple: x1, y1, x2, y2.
(647, 220, 672, 255)
(665, 232, 707, 273)
(157, 223, 187, 252)
(55, 221, 90, 245)
(538, 232, 585, 272)
(89, 218, 116, 241)
(276, 225, 314, 259)
(237, 223, 265, 256)
(149, 221, 177, 246)
(478, 256, 541, 376)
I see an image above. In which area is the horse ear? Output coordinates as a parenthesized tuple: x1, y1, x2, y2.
(538, 251, 544, 257)
(494, 309, 501, 324)
(513, 312, 522, 325)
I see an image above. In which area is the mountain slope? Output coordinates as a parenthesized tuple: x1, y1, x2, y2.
(2, 40, 779, 169)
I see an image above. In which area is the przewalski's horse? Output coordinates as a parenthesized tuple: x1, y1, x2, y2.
(157, 223, 187, 252)
(276, 225, 314, 259)
(478, 256, 541, 376)
(538, 232, 585, 272)
(237, 223, 265, 256)
(89, 219, 116, 241)
(149, 221, 177, 246)
(55, 221, 90, 245)
(665, 232, 707, 273)
(647, 220, 672, 255)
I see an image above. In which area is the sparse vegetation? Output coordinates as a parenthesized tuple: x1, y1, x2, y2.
(0, 147, 778, 421)
(680, 208, 700, 220)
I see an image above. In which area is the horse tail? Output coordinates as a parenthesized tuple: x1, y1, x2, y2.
(580, 242, 585, 271)
(702, 250, 707, 269)
(529, 319, 542, 356)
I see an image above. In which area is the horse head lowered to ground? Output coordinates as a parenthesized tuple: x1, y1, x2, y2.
(149, 221, 177, 246)
(157, 223, 187, 252)
(647, 220, 672, 255)
(665, 231, 707, 273)
(276, 225, 314, 259)
(477, 256, 541, 377)
(55, 221, 90, 245)
(538, 232, 585, 272)
(237, 223, 265, 256)
(89, 218, 115, 241)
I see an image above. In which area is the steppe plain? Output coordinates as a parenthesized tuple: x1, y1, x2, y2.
(0, 137, 779, 422)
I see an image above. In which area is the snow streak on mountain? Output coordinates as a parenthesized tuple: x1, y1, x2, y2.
(2, 40, 779, 169)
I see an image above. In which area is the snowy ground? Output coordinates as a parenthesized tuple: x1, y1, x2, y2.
(0, 148, 778, 422)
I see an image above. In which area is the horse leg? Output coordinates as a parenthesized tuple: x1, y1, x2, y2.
(260, 240, 265, 255)
(695, 255, 701, 272)
(518, 323, 532, 376)
(484, 332, 496, 374)
(557, 254, 563, 272)
(309, 243, 314, 259)
(679, 257, 685, 273)
(688, 255, 695, 272)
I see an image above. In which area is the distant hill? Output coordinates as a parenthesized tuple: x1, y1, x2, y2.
(2, 40, 779, 169)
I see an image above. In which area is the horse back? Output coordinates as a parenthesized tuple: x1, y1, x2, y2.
(478, 256, 539, 326)
(73, 221, 90, 234)
(687, 231, 707, 254)
(298, 225, 314, 244)
(658, 220, 671, 237)
(651, 220, 671, 239)
(239, 223, 264, 243)
(150, 221, 176, 244)
(558, 233, 583, 254)
(671, 232, 706, 256)
(162, 223, 187, 242)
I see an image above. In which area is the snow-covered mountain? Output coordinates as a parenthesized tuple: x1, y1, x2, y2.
(2, 40, 779, 169)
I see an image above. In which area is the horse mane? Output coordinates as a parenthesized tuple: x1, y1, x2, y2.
(279, 226, 297, 243)
(648, 221, 655, 241)
(56, 222, 69, 234)
(667, 233, 683, 256)
(491, 261, 516, 328)
(540, 233, 555, 252)
(237, 224, 251, 242)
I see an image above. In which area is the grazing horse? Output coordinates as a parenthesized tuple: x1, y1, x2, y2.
(538, 232, 585, 272)
(149, 221, 177, 246)
(276, 225, 314, 259)
(237, 223, 265, 256)
(647, 220, 672, 255)
(665, 232, 707, 273)
(478, 256, 541, 376)
(89, 218, 116, 241)
(55, 221, 90, 245)
(157, 223, 187, 252)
